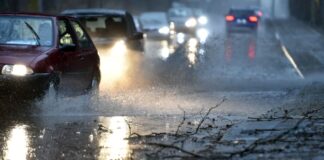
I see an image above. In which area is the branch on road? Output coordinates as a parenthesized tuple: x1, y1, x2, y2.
(175, 106, 186, 136)
(124, 119, 146, 139)
(146, 142, 204, 158)
(194, 98, 227, 134)
(228, 106, 324, 158)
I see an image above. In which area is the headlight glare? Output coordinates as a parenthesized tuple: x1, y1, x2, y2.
(2, 64, 33, 76)
(185, 18, 197, 28)
(111, 40, 127, 54)
(158, 26, 170, 35)
(198, 16, 208, 25)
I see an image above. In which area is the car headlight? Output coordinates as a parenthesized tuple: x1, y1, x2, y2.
(158, 26, 170, 35)
(111, 40, 127, 54)
(2, 64, 33, 76)
(185, 18, 197, 28)
(198, 16, 208, 25)
(196, 28, 209, 43)
(177, 32, 186, 44)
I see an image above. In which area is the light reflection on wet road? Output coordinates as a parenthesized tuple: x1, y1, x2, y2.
(1, 16, 324, 159)
(98, 117, 130, 159)
(4, 125, 29, 160)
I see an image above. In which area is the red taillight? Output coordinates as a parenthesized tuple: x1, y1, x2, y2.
(249, 16, 258, 22)
(226, 15, 235, 21)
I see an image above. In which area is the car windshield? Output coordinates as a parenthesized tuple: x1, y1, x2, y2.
(168, 8, 193, 18)
(0, 16, 53, 46)
(78, 16, 127, 38)
(140, 13, 168, 29)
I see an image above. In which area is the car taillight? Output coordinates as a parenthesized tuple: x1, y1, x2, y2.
(249, 16, 258, 22)
(226, 15, 235, 22)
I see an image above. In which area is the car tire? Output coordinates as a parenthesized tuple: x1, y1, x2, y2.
(87, 69, 101, 94)
(85, 69, 101, 105)
(43, 73, 60, 102)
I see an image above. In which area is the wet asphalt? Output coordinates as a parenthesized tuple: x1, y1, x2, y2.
(1, 17, 324, 159)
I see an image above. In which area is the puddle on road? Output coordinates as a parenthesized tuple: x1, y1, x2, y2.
(3, 125, 30, 160)
(0, 115, 185, 159)
(97, 116, 130, 159)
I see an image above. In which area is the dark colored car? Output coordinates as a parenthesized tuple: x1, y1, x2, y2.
(225, 8, 259, 32)
(140, 12, 170, 41)
(0, 13, 101, 99)
(61, 9, 144, 54)
(168, 7, 197, 36)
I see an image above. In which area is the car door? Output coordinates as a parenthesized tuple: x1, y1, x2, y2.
(57, 18, 85, 93)
(126, 13, 144, 53)
(70, 19, 97, 90)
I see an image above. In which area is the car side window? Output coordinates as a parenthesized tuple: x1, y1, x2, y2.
(58, 20, 75, 46)
(126, 14, 137, 36)
(70, 20, 92, 49)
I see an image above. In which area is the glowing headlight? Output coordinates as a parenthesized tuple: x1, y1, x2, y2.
(185, 18, 197, 28)
(177, 32, 186, 44)
(158, 26, 170, 35)
(198, 16, 208, 25)
(2, 64, 33, 76)
(111, 40, 127, 54)
(187, 53, 196, 64)
(197, 28, 209, 43)
(170, 22, 175, 30)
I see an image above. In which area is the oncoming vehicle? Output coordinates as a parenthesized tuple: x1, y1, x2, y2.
(61, 9, 144, 55)
(61, 9, 144, 85)
(139, 12, 170, 41)
(225, 8, 259, 32)
(0, 13, 101, 99)
(168, 7, 197, 36)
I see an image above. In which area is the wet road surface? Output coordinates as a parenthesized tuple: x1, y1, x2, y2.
(1, 17, 324, 159)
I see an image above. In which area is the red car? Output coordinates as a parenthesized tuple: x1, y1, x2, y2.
(0, 13, 100, 99)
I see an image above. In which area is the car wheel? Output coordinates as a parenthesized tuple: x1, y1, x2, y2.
(87, 69, 101, 94)
(44, 74, 60, 102)
(86, 70, 101, 105)
(47, 82, 58, 97)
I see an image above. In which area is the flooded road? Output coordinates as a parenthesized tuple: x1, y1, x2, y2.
(1, 16, 324, 159)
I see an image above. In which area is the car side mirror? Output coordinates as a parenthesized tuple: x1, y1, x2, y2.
(130, 32, 143, 40)
(60, 44, 76, 52)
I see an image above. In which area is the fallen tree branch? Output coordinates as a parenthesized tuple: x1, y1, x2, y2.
(146, 142, 204, 158)
(125, 119, 132, 138)
(195, 98, 227, 134)
(228, 106, 324, 158)
(175, 106, 186, 136)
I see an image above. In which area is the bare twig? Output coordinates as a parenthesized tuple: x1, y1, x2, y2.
(175, 106, 186, 135)
(124, 119, 145, 138)
(302, 106, 324, 117)
(195, 98, 227, 134)
(125, 119, 132, 138)
(146, 142, 204, 158)
(228, 106, 324, 158)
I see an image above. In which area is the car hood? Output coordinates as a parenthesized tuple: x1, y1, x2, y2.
(170, 17, 188, 24)
(0, 46, 51, 66)
(142, 26, 159, 31)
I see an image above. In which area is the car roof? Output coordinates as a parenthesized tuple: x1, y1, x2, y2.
(229, 8, 255, 12)
(0, 12, 62, 18)
(61, 9, 128, 16)
(140, 12, 166, 17)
